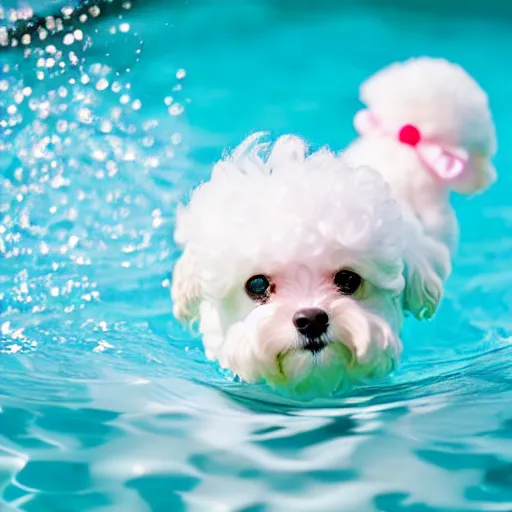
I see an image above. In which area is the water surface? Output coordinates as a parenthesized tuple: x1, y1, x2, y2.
(1, 1, 512, 510)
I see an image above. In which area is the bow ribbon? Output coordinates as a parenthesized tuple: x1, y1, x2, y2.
(353, 109, 468, 181)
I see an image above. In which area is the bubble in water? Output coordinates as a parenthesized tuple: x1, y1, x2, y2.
(119, 23, 130, 33)
(176, 68, 186, 79)
(164, 96, 173, 106)
(131, 99, 142, 110)
(73, 29, 83, 41)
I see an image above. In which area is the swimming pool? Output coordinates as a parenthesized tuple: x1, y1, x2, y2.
(1, 0, 512, 509)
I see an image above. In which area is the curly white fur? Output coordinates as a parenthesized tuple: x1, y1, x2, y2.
(342, 57, 497, 250)
(172, 133, 448, 399)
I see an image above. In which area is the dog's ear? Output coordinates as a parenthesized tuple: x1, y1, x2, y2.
(402, 223, 451, 320)
(171, 248, 201, 324)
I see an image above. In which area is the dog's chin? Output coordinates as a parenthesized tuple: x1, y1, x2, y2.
(260, 337, 399, 399)
(259, 342, 353, 399)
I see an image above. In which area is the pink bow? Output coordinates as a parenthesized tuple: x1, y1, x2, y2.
(353, 109, 468, 182)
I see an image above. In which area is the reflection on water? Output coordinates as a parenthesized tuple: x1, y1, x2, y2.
(1, 0, 512, 510)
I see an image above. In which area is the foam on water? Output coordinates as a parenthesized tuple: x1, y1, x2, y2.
(1, 1, 512, 510)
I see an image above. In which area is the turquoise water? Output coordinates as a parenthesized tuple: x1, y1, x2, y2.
(1, 0, 512, 510)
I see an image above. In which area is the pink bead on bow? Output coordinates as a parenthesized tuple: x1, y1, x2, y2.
(353, 109, 469, 181)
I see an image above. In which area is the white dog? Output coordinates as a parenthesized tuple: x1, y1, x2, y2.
(171, 133, 449, 398)
(341, 57, 497, 251)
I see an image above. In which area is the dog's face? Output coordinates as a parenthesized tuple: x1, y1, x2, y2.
(200, 255, 403, 398)
(172, 134, 447, 398)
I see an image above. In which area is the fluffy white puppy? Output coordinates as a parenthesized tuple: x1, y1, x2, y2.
(171, 133, 449, 398)
(342, 57, 497, 250)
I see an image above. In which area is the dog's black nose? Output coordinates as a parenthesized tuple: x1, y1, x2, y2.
(293, 308, 329, 338)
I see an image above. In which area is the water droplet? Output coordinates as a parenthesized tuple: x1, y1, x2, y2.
(56, 120, 68, 133)
(63, 33, 74, 46)
(89, 6, 101, 17)
(168, 103, 184, 116)
(77, 108, 93, 124)
(61, 6, 74, 17)
(96, 78, 109, 91)
(100, 119, 113, 133)
(92, 149, 107, 161)
(68, 235, 79, 248)
(40, 242, 49, 255)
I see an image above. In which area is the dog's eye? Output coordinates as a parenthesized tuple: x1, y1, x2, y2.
(334, 270, 362, 295)
(245, 275, 272, 301)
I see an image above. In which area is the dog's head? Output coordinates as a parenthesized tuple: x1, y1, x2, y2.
(171, 133, 448, 398)
(359, 57, 497, 194)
